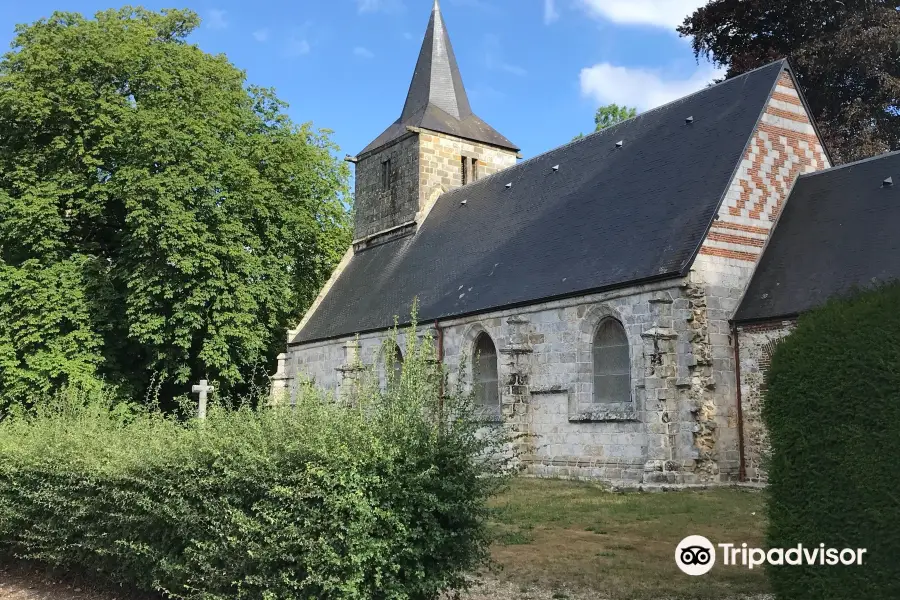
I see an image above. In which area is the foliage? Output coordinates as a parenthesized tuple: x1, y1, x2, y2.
(0, 7, 351, 410)
(573, 103, 638, 140)
(678, 0, 900, 163)
(0, 324, 516, 599)
(763, 283, 900, 599)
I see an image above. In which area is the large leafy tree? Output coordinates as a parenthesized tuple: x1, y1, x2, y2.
(678, 0, 900, 164)
(0, 8, 351, 408)
(574, 103, 638, 140)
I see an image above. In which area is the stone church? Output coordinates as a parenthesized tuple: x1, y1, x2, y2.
(272, 0, 899, 484)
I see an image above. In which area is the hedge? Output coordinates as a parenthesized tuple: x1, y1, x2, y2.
(0, 329, 514, 599)
(763, 282, 900, 599)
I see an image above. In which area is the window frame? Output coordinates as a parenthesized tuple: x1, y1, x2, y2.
(381, 158, 392, 190)
(591, 317, 632, 405)
(472, 331, 501, 420)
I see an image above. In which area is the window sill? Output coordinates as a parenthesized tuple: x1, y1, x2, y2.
(473, 411, 503, 424)
(568, 404, 638, 423)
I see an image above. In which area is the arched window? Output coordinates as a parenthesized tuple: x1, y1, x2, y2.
(593, 318, 631, 403)
(473, 332, 500, 417)
(391, 343, 403, 381)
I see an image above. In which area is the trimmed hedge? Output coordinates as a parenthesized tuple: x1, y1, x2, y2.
(764, 283, 900, 599)
(0, 330, 513, 599)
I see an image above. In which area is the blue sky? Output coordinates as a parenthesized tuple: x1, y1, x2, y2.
(0, 0, 722, 160)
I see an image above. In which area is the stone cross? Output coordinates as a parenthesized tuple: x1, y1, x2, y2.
(191, 379, 214, 419)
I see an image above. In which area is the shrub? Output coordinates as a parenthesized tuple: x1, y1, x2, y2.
(763, 282, 900, 599)
(0, 326, 514, 599)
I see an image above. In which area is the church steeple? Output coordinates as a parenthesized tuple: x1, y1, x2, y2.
(350, 0, 518, 243)
(358, 0, 516, 154)
(401, 0, 472, 122)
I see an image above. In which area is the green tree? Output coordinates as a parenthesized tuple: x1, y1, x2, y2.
(678, 0, 900, 164)
(0, 8, 351, 409)
(574, 103, 638, 140)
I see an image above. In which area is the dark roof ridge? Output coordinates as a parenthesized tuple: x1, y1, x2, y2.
(798, 148, 900, 178)
(437, 59, 787, 204)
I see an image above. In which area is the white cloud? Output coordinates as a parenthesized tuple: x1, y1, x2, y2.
(484, 35, 527, 77)
(578, 0, 705, 30)
(285, 37, 311, 57)
(353, 46, 375, 59)
(357, 0, 404, 14)
(252, 29, 269, 42)
(579, 62, 725, 111)
(544, 0, 559, 24)
(206, 8, 228, 30)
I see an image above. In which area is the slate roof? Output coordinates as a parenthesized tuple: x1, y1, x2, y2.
(294, 60, 789, 344)
(359, 0, 517, 154)
(734, 151, 900, 323)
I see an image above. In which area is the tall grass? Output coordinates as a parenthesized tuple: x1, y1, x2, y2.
(0, 324, 515, 599)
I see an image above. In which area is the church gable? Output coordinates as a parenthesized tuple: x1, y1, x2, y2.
(697, 67, 830, 266)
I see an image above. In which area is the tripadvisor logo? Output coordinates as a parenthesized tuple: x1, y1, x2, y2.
(675, 536, 867, 576)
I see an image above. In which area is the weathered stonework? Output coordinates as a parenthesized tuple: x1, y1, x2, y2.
(416, 129, 518, 219)
(735, 320, 796, 482)
(353, 129, 518, 242)
(353, 133, 421, 240)
(684, 68, 829, 481)
(280, 67, 831, 486)
(278, 279, 749, 485)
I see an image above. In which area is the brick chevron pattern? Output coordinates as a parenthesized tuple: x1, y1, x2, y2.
(699, 71, 830, 263)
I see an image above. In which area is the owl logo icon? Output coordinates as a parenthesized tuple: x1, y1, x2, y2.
(675, 535, 716, 575)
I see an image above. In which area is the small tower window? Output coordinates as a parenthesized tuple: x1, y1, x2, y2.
(460, 155, 468, 185)
(471, 158, 478, 182)
(381, 159, 392, 190)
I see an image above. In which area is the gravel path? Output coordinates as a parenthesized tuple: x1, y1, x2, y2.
(0, 562, 773, 600)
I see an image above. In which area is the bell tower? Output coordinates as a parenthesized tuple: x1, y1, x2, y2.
(348, 0, 519, 248)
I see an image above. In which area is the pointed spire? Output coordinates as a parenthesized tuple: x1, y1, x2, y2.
(401, 0, 471, 121)
(358, 2, 517, 154)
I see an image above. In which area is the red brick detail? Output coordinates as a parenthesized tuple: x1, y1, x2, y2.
(770, 91, 803, 106)
(756, 122, 822, 146)
(698, 246, 759, 262)
(738, 319, 798, 333)
(765, 106, 810, 123)
(706, 231, 765, 248)
(700, 70, 828, 264)
(710, 222, 771, 235)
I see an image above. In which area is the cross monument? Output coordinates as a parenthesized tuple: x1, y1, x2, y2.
(191, 379, 214, 419)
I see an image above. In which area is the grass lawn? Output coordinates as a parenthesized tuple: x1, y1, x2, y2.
(486, 478, 769, 600)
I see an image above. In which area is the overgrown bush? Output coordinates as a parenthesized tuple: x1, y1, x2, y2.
(763, 282, 900, 599)
(0, 326, 514, 599)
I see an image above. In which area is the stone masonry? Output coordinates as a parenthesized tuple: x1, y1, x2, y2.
(353, 129, 518, 242)
(735, 320, 796, 482)
(278, 67, 832, 485)
(353, 132, 421, 241)
(280, 280, 727, 484)
(685, 69, 829, 481)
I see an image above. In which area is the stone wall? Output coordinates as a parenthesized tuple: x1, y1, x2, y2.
(417, 130, 518, 219)
(278, 277, 757, 485)
(280, 66, 831, 486)
(686, 67, 829, 481)
(735, 320, 796, 482)
(352, 129, 518, 241)
(353, 133, 421, 240)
